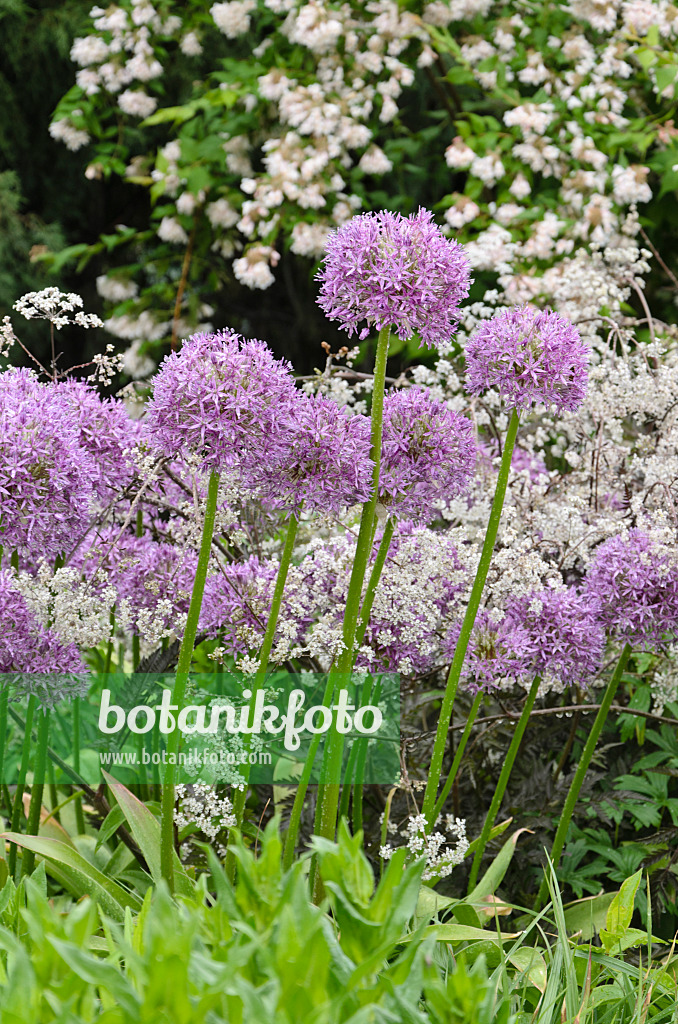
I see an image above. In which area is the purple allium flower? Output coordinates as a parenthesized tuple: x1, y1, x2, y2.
(465, 305, 589, 413)
(584, 529, 678, 648)
(378, 388, 477, 522)
(145, 330, 299, 473)
(0, 570, 85, 676)
(315, 208, 471, 347)
(77, 531, 198, 637)
(445, 610, 534, 692)
(506, 588, 605, 687)
(251, 392, 373, 514)
(56, 379, 138, 499)
(0, 369, 97, 559)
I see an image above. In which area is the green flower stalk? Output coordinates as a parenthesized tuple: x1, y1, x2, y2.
(22, 707, 50, 877)
(467, 674, 540, 891)
(421, 409, 520, 826)
(229, 513, 299, 835)
(535, 643, 632, 909)
(160, 469, 220, 892)
(312, 325, 391, 853)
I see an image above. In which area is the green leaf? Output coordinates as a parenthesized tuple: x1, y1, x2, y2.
(507, 947, 548, 993)
(563, 892, 615, 939)
(467, 829, 531, 903)
(47, 936, 140, 1015)
(418, 923, 522, 944)
(102, 772, 193, 899)
(0, 833, 141, 921)
(656, 65, 678, 95)
(600, 869, 642, 952)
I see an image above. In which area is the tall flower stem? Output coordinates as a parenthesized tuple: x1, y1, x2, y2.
(354, 517, 395, 650)
(421, 409, 520, 826)
(72, 698, 86, 834)
(160, 469, 220, 892)
(282, 520, 395, 871)
(431, 689, 483, 824)
(8, 695, 36, 879)
(230, 513, 299, 838)
(22, 708, 50, 877)
(468, 674, 540, 891)
(535, 643, 632, 909)
(313, 326, 391, 855)
(0, 683, 8, 811)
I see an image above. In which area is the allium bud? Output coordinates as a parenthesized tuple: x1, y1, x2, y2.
(316, 208, 471, 347)
(465, 305, 589, 413)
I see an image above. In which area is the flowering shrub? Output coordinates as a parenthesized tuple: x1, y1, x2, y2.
(45, 0, 678, 372)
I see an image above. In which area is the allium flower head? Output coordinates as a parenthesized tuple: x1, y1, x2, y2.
(316, 208, 471, 347)
(446, 610, 533, 692)
(378, 388, 477, 522)
(56, 379, 138, 500)
(0, 570, 86, 681)
(0, 369, 97, 558)
(251, 392, 373, 514)
(145, 330, 299, 473)
(506, 588, 605, 688)
(465, 305, 589, 413)
(584, 529, 678, 648)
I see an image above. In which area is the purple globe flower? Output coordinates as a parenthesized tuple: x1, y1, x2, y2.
(584, 530, 678, 648)
(56, 379, 139, 500)
(465, 305, 589, 413)
(145, 330, 299, 473)
(0, 369, 97, 559)
(378, 388, 477, 522)
(0, 570, 85, 676)
(250, 392, 373, 514)
(505, 588, 605, 687)
(445, 610, 534, 692)
(316, 208, 472, 347)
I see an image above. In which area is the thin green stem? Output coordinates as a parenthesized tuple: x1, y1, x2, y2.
(282, 676, 335, 871)
(22, 708, 50, 877)
(72, 698, 86, 834)
(9, 695, 36, 879)
(431, 689, 483, 824)
(352, 678, 381, 836)
(422, 409, 520, 826)
(468, 675, 540, 891)
(535, 643, 632, 909)
(313, 327, 391, 865)
(354, 517, 395, 651)
(160, 469, 220, 892)
(229, 514, 299, 842)
(0, 683, 8, 802)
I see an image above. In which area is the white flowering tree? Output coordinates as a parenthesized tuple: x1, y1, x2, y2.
(45, 0, 678, 372)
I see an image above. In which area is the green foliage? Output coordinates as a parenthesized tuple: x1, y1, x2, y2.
(0, 824, 675, 1022)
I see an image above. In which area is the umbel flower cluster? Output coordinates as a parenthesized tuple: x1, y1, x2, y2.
(1, 209, 678, 861)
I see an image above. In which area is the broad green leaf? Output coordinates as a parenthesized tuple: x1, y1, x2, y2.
(508, 947, 548, 993)
(600, 868, 642, 951)
(411, 923, 522, 944)
(467, 829, 532, 903)
(102, 772, 193, 898)
(563, 892, 615, 939)
(0, 833, 141, 921)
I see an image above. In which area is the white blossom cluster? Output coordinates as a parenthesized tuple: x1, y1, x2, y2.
(13, 288, 103, 331)
(174, 782, 236, 848)
(380, 813, 469, 880)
